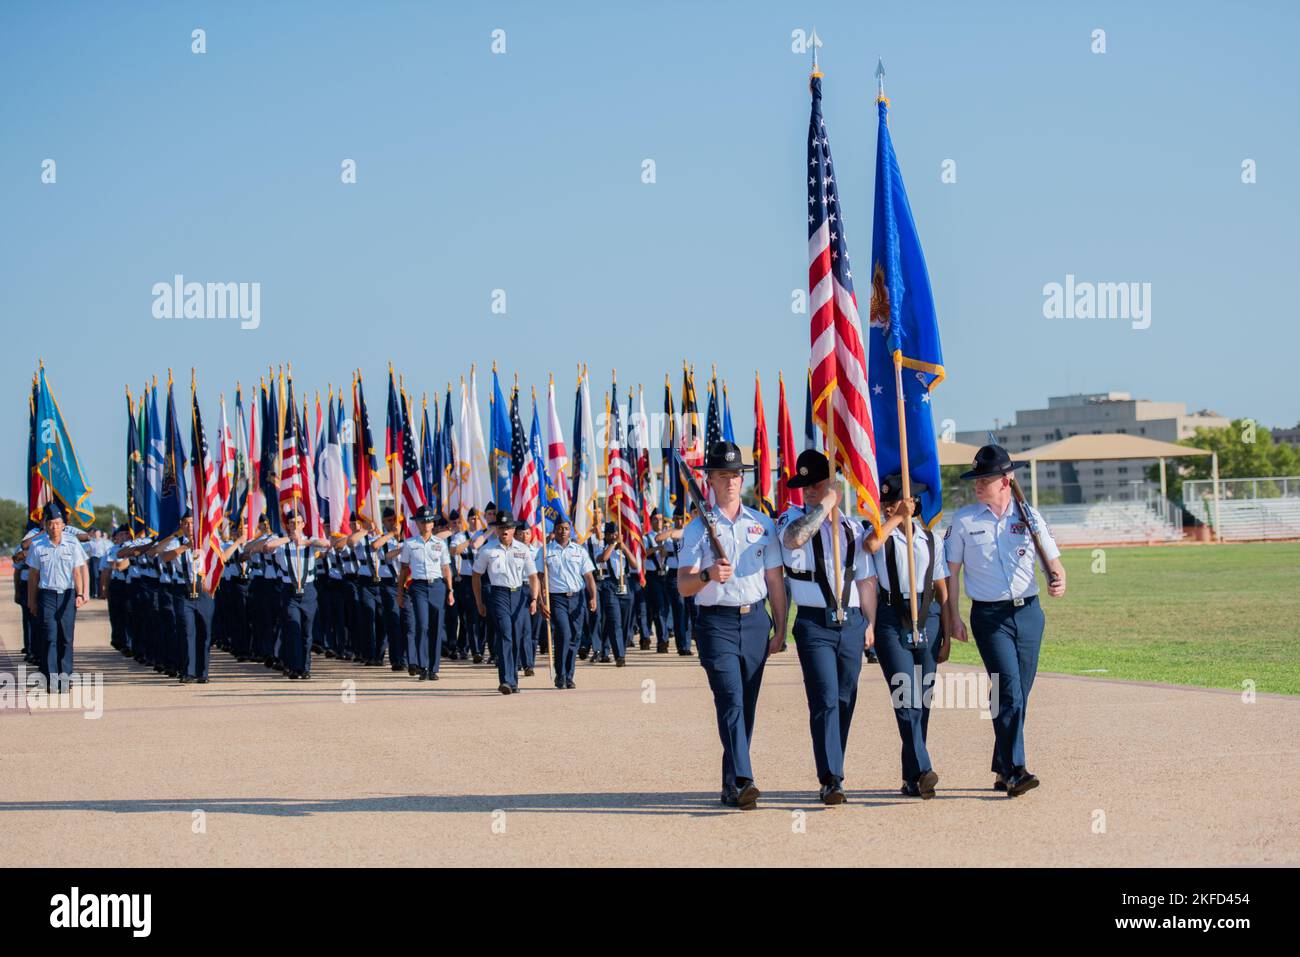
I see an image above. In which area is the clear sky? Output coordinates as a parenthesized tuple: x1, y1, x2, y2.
(4, 0, 1297, 507)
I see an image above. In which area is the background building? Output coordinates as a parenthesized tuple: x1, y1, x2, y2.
(956, 392, 1229, 504)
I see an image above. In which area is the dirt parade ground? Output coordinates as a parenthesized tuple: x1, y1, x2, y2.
(2, 600, 1297, 868)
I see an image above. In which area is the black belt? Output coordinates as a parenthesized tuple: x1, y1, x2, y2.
(38, 587, 73, 595)
(971, 596, 1036, 610)
(698, 603, 757, 616)
(549, 589, 581, 598)
(491, 584, 523, 593)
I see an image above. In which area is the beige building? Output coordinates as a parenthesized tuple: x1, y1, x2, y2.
(956, 392, 1229, 504)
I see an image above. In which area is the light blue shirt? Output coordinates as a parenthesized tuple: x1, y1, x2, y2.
(399, 534, 451, 581)
(544, 541, 595, 594)
(776, 506, 874, 609)
(377, 536, 402, 580)
(273, 540, 324, 587)
(29, 534, 88, 591)
(161, 536, 198, 585)
(945, 502, 1060, 602)
(472, 537, 537, 588)
(872, 521, 949, 597)
(678, 505, 781, 607)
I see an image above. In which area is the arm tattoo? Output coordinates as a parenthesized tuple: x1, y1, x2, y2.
(783, 504, 828, 548)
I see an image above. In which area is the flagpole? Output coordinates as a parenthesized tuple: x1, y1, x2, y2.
(531, 383, 557, 686)
(893, 354, 922, 646)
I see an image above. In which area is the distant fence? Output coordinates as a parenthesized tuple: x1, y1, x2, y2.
(1183, 476, 1300, 541)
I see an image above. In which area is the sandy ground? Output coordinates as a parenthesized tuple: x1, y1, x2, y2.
(1, 598, 1296, 867)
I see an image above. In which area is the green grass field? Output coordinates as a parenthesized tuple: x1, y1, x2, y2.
(785, 542, 1300, 695)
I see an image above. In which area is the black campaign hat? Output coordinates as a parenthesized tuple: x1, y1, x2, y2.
(879, 471, 929, 503)
(787, 449, 830, 489)
(700, 440, 754, 472)
(413, 504, 437, 523)
(959, 444, 1026, 480)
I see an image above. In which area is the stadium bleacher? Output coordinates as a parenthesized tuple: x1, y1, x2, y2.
(1184, 498, 1300, 542)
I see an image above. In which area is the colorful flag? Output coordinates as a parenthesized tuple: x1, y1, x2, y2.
(509, 386, 539, 531)
(441, 383, 457, 514)
(722, 381, 736, 444)
(869, 90, 946, 526)
(143, 380, 164, 536)
(161, 371, 188, 533)
(660, 374, 677, 517)
(570, 367, 596, 542)
(803, 367, 817, 451)
(191, 383, 225, 591)
(490, 366, 512, 509)
(321, 389, 351, 536)
(126, 389, 144, 535)
(400, 392, 427, 535)
(278, 375, 302, 518)
(545, 373, 569, 505)
(229, 386, 251, 532)
(27, 375, 51, 524)
(776, 371, 803, 511)
(806, 65, 881, 529)
(353, 373, 379, 525)
(467, 368, 492, 509)
(385, 367, 404, 520)
(607, 389, 641, 567)
(422, 395, 440, 518)
(535, 399, 570, 534)
(260, 376, 281, 534)
(752, 374, 775, 517)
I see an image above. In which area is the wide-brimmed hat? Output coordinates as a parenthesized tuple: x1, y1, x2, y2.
(879, 472, 929, 503)
(413, 505, 437, 523)
(700, 440, 754, 472)
(959, 444, 1026, 480)
(787, 449, 830, 489)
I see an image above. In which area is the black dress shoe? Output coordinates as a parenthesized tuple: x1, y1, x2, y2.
(196, 677, 210, 684)
(408, 665, 419, 676)
(917, 768, 939, 799)
(720, 788, 741, 807)
(656, 643, 669, 654)
(498, 683, 513, 695)
(418, 670, 428, 681)
(178, 675, 191, 684)
(599, 654, 612, 663)
(865, 649, 879, 664)
(819, 781, 847, 806)
(524, 668, 535, 677)
(993, 774, 1008, 792)
(735, 782, 761, 810)
(565, 680, 576, 689)
(429, 672, 439, 680)
(639, 638, 650, 651)
(900, 781, 923, 797)
(473, 654, 483, 664)
(578, 648, 589, 660)
(300, 672, 311, 680)
(678, 649, 694, 657)
(1006, 769, 1039, 797)
(614, 657, 625, 667)
(324, 650, 336, 659)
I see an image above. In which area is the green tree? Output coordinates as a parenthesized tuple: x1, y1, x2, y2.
(1147, 420, 1300, 502)
(0, 497, 28, 550)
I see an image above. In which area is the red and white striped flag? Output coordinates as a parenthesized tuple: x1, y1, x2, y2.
(400, 392, 427, 535)
(807, 66, 880, 523)
(217, 394, 235, 513)
(509, 387, 540, 534)
(545, 374, 569, 506)
(607, 393, 641, 568)
(191, 389, 225, 592)
(278, 376, 302, 518)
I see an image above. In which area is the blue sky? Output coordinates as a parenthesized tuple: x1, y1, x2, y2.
(4, 0, 1297, 506)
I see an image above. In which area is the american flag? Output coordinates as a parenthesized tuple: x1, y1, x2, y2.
(278, 375, 302, 516)
(607, 394, 641, 566)
(191, 391, 225, 591)
(400, 392, 426, 535)
(509, 387, 539, 533)
(807, 67, 880, 518)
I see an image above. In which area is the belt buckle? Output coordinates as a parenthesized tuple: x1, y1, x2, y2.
(1013, 597, 1025, 607)
(738, 604, 751, 615)
(824, 606, 846, 627)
